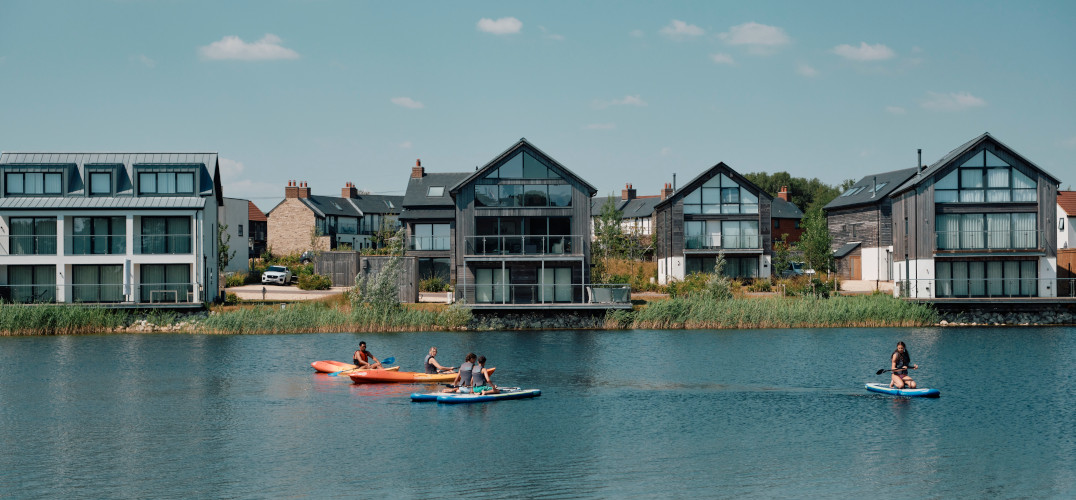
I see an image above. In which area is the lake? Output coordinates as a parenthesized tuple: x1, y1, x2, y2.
(1, 327, 1074, 499)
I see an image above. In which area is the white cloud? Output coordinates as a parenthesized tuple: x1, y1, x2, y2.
(539, 26, 564, 41)
(660, 20, 705, 39)
(833, 42, 895, 61)
(219, 157, 245, 181)
(391, 97, 425, 109)
(1060, 136, 1076, 148)
(630, 29, 645, 38)
(660, 147, 672, 156)
(398, 141, 413, 149)
(886, 106, 907, 115)
(199, 34, 299, 61)
(797, 63, 818, 77)
(710, 53, 735, 65)
(921, 91, 987, 111)
(131, 54, 156, 68)
(584, 123, 616, 130)
(477, 17, 522, 35)
(719, 22, 790, 54)
(593, 95, 648, 109)
(218, 157, 279, 200)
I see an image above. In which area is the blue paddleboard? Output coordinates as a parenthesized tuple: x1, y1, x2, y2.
(865, 383, 940, 398)
(435, 388, 541, 404)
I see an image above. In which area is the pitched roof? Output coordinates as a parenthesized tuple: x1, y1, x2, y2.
(890, 133, 1062, 196)
(0, 196, 206, 210)
(655, 161, 774, 209)
(449, 138, 598, 196)
(299, 194, 402, 218)
(834, 242, 861, 258)
(248, 201, 267, 222)
(824, 167, 919, 211)
(1059, 191, 1076, 217)
(402, 171, 470, 209)
(591, 196, 661, 219)
(771, 198, 804, 219)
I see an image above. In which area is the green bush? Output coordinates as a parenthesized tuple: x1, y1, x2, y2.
(746, 279, 773, 292)
(224, 292, 241, 305)
(225, 272, 247, 287)
(297, 273, 332, 290)
(420, 276, 451, 292)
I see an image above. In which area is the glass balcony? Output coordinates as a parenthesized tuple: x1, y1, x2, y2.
(464, 235, 580, 256)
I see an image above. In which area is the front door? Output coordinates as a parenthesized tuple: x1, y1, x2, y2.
(849, 255, 861, 280)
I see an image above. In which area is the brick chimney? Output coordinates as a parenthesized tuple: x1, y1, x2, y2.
(342, 182, 358, 199)
(297, 181, 311, 198)
(285, 180, 299, 199)
(621, 183, 637, 201)
(778, 185, 790, 201)
(411, 159, 424, 179)
(661, 182, 674, 200)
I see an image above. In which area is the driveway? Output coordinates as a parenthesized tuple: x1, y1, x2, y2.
(226, 284, 350, 301)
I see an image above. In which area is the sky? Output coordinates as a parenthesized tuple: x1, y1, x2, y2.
(1, 0, 1074, 211)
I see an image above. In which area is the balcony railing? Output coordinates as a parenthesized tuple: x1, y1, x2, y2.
(685, 234, 761, 250)
(464, 235, 581, 256)
(0, 283, 197, 304)
(7, 235, 58, 255)
(894, 277, 1074, 298)
(935, 229, 1039, 251)
(69, 235, 126, 255)
(454, 283, 630, 305)
(139, 234, 193, 254)
(409, 236, 451, 251)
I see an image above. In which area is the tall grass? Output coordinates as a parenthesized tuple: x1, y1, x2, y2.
(623, 294, 938, 329)
(198, 301, 472, 334)
(0, 304, 131, 335)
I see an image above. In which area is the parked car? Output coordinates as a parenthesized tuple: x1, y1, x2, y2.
(262, 265, 293, 285)
(781, 262, 806, 278)
(300, 251, 314, 265)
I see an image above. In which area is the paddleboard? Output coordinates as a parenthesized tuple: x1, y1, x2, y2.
(435, 388, 541, 404)
(865, 383, 940, 398)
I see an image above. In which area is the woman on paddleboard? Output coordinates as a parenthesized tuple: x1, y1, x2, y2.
(891, 341, 918, 389)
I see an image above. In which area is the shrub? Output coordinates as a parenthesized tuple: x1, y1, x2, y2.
(420, 276, 451, 293)
(746, 279, 773, 292)
(224, 292, 241, 305)
(225, 272, 247, 288)
(297, 273, 332, 290)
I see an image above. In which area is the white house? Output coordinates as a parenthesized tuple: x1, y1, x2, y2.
(0, 153, 222, 305)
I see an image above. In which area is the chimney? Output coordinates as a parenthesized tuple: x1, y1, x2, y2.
(285, 180, 299, 199)
(621, 183, 637, 201)
(342, 182, 358, 199)
(918, 149, 925, 171)
(297, 181, 311, 198)
(661, 182, 674, 201)
(411, 159, 425, 179)
(778, 186, 790, 202)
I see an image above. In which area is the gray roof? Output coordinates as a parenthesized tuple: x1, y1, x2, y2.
(402, 172, 470, 209)
(655, 162, 774, 209)
(771, 198, 804, 219)
(0, 196, 206, 210)
(890, 132, 1062, 196)
(299, 194, 402, 218)
(398, 208, 456, 220)
(823, 167, 919, 211)
(449, 138, 598, 196)
(0, 152, 220, 199)
(834, 242, 861, 258)
(591, 196, 661, 219)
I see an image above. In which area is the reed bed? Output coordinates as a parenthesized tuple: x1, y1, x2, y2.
(197, 301, 471, 334)
(0, 304, 131, 335)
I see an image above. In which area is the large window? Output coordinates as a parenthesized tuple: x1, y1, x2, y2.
(475, 183, 572, 208)
(418, 258, 451, 283)
(71, 265, 123, 303)
(686, 256, 759, 278)
(88, 172, 113, 196)
(936, 213, 1037, 250)
(934, 151, 1037, 203)
(683, 174, 759, 215)
(9, 217, 57, 255)
(138, 171, 195, 195)
(413, 223, 450, 250)
(684, 220, 759, 249)
(5, 172, 62, 195)
(72, 216, 125, 255)
(472, 216, 572, 254)
(475, 268, 509, 303)
(140, 264, 191, 303)
(141, 217, 191, 254)
(936, 260, 1036, 297)
(540, 267, 573, 302)
(484, 151, 558, 179)
(5, 265, 55, 303)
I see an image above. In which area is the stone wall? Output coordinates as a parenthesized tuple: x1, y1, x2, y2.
(469, 310, 608, 330)
(266, 199, 327, 257)
(937, 305, 1076, 326)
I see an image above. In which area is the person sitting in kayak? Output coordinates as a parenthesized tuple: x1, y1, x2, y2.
(472, 356, 499, 395)
(424, 346, 455, 374)
(443, 353, 476, 393)
(353, 341, 383, 370)
(890, 341, 918, 389)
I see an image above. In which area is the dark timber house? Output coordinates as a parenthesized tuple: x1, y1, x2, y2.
(399, 160, 468, 286)
(890, 133, 1061, 299)
(823, 168, 918, 282)
(654, 162, 773, 284)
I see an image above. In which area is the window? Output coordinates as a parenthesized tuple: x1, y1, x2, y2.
(413, 223, 450, 250)
(475, 268, 509, 303)
(682, 174, 758, 214)
(418, 258, 451, 283)
(9, 217, 57, 255)
(685, 256, 759, 278)
(71, 265, 124, 303)
(934, 150, 1037, 203)
(140, 264, 192, 303)
(141, 217, 191, 254)
(936, 260, 1036, 297)
(138, 171, 196, 195)
(540, 267, 573, 302)
(5, 172, 62, 195)
(471, 216, 572, 254)
(485, 151, 556, 179)
(936, 213, 1037, 250)
(6, 265, 55, 303)
(427, 186, 445, 197)
(474, 183, 571, 208)
(774, 220, 780, 229)
(238, 224, 244, 237)
(72, 217, 125, 255)
(89, 172, 112, 196)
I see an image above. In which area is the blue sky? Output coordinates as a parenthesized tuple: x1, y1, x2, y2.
(1, 1, 1074, 210)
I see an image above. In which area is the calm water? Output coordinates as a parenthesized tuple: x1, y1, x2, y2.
(2, 327, 1074, 499)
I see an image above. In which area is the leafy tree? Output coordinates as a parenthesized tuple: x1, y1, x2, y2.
(352, 228, 406, 313)
(798, 207, 833, 274)
(593, 196, 627, 260)
(772, 233, 793, 278)
(742, 171, 854, 213)
(217, 223, 235, 271)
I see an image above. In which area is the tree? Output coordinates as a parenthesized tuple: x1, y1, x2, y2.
(742, 171, 854, 214)
(217, 223, 235, 272)
(772, 233, 793, 278)
(798, 207, 833, 274)
(593, 196, 626, 260)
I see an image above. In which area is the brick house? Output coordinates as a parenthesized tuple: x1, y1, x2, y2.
(266, 180, 402, 257)
(771, 186, 805, 245)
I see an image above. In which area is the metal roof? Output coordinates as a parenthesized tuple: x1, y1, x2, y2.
(449, 138, 598, 196)
(398, 208, 456, 220)
(299, 194, 402, 219)
(833, 242, 861, 258)
(655, 162, 774, 210)
(823, 167, 919, 211)
(0, 152, 220, 199)
(0, 196, 206, 210)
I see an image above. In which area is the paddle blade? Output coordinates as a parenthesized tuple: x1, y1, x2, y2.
(383, 357, 395, 365)
(329, 370, 345, 376)
(876, 369, 886, 375)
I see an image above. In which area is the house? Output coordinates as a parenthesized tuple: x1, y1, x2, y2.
(1057, 191, 1076, 296)
(591, 183, 666, 239)
(399, 160, 468, 284)
(823, 168, 918, 281)
(221, 197, 254, 274)
(266, 181, 402, 257)
(890, 133, 1061, 298)
(0, 152, 222, 305)
(771, 186, 805, 244)
(247, 201, 267, 259)
(654, 162, 774, 284)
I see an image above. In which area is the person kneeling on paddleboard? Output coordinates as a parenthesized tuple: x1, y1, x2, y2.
(891, 341, 918, 389)
(472, 356, 499, 396)
(444, 353, 476, 393)
(354, 341, 383, 369)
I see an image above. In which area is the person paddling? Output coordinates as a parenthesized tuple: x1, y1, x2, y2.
(472, 356, 499, 395)
(444, 353, 476, 393)
(353, 341, 383, 370)
(424, 346, 455, 374)
(890, 341, 918, 389)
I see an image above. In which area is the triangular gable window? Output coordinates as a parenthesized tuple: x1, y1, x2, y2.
(483, 151, 561, 180)
(682, 171, 759, 215)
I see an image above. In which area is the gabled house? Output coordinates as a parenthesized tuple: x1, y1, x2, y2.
(654, 162, 774, 284)
(591, 183, 667, 239)
(399, 160, 469, 284)
(823, 168, 918, 281)
(771, 186, 805, 244)
(890, 133, 1061, 298)
(266, 181, 402, 256)
(247, 201, 267, 259)
(1057, 191, 1076, 296)
(0, 152, 222, 305)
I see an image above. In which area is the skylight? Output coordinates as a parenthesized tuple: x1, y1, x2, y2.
(427, 186, 445, 197)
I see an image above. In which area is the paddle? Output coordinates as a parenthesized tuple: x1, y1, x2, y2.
(876, 365, 918, 375)
(330, 357, 395, 376)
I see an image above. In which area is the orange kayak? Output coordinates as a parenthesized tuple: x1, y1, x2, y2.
(311, 360, 399, 374)
(350, 367, 495, 384)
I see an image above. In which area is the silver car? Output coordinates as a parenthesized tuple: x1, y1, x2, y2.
(261, 265, 292, 285)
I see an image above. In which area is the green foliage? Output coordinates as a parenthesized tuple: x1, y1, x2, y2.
(593, 258, 659, 292)
(666, 272, 711, 298)
(772, 233, 793, 278)
(0, 304, 131, 335)
(435, 302, 473, 329)
(746, 279, 773, 292)
(705, 254, 733, 301)
(224, 292, 241, 305)
(742, 172, 853, 213)
(352, 228, 405, 312)
(225, 272, 247, 287)
(297, 274, 332, 290)
(419, 276, 451, 293)
(217, 223, 235, 272)
(799, 207, 833, 274)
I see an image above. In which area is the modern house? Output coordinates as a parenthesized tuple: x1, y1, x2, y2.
(266, 181, 402, 257)
(0, 152, 222, 305)
(654, 162, 774, 284)
(890, 133, 1061, 298)
(399, 160, 468, 284)
(771, 186, 805, 245)
(247, 200, 267, 259)
(823, 168, 918, 281)
(221, 197, 253, 274)
(1057, 191, 1076, 296)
